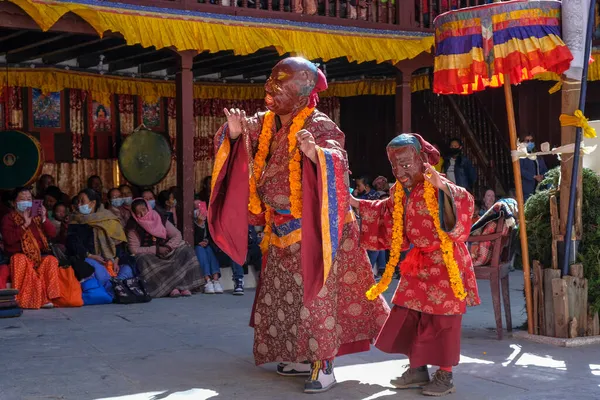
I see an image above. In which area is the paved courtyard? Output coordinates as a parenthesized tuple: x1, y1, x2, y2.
(1, 271, 599, 400)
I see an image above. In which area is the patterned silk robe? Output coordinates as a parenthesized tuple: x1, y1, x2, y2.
(358, 181, 480, 316)
(209, 110, 389, 365)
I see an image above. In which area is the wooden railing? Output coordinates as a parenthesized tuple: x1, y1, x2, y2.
(415, 89, 511, 197)
(100, 0, 493, 30)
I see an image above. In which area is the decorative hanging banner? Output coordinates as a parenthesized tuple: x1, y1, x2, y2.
(433, 0, 574, 95)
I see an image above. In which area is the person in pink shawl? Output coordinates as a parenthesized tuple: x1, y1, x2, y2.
(125, 198, 203, 298)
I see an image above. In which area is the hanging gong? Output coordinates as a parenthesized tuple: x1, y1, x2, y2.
(118, 128, 172, 187)
(0, 130, 44, 190)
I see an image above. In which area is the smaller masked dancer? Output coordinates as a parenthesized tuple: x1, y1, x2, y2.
(350, 133, 480, 397)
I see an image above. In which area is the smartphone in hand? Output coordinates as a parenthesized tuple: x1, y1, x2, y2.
(31, 200, 43, 216)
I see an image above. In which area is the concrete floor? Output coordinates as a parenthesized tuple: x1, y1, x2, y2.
(1, 271, 599, 400)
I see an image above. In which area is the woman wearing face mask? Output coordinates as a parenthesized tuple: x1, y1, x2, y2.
(126, 198, 202, 298)
(107, 188, 128, 227)
(67, 189, 136, 296)
(118, 184, 134, 224)
(0, 187, 60, 309)
(141, 190, 157, 211)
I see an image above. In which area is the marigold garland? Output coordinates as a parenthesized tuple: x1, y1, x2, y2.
(423, 181, 467, 300)
(287, 107, 314, 218)
(365, 181, 467, 301)
(247, 107, 314, 218)
(248, 111, 275, 215)
(366, 183, 404, 300)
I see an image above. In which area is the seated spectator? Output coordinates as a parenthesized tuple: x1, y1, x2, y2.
(141, 189, 157, 210)
(70, 195, 79, 214)
(480, 188, 496, 217)
(0, 187, 60, 309)
(50, 203, 69, 246)
(193, 201, 223, 294)
(157, 189, 177, 226)
(353, 175, 380, 200)
(372, 176, 390, 199)
(35, 174, 54, 199)
(67, 189, 135, 295)
(118, 184, 134, 223)
(107, 187, 129, 227)
(87, 175, 106, 204)
(126, 199, 202, 298)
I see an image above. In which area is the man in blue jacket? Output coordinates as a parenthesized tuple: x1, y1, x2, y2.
(520, 134, 547, 200)
(443, 138, 477, 193)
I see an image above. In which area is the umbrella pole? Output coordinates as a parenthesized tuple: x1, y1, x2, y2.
(503, 76, 534, 335)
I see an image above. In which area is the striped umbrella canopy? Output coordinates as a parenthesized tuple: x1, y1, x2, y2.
(433, 0, 573, 95)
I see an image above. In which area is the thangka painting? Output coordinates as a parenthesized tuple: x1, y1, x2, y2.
(140, 98, 164, 131)
(31, 89, 62, 129)
(92, 101, 112, 132)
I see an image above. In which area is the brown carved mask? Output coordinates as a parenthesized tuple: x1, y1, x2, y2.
(264, 57, 318, 116)
(387, 146, 426, 190)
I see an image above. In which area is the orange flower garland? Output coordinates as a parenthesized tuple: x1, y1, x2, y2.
(365, 181, 467, 301)
(247, 107, 314, 218)
(287, 107, 314, 218)
(423, 181, 467, 300)
(366, 183, 404, 300)
(248, 111, 275, 215)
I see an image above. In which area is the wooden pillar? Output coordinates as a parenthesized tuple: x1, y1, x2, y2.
(394, 51, 434, 134)
(559, 79, 583, 242)
(395, 68, 412, 133)
(175, 50, 197, 245)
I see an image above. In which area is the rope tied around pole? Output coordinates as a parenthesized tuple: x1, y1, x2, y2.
(559, 109, 598, 139)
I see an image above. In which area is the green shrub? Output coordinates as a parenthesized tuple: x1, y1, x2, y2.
(522, 167, 600, 312)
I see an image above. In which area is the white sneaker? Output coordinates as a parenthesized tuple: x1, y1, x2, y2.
(204, 281, 215, 294)
(277, 362, 312, 377)
(213, 280, 224, 294)
(304, 366, 336, 394)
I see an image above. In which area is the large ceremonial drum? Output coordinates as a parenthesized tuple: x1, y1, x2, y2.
(0, 130, 44, 190)
(118, 128, 172, 187)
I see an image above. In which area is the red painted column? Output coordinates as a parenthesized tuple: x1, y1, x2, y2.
(175, 50, 197, 245)
(395, 68, 413, 133)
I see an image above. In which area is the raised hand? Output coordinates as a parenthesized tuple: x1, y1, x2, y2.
(423, 163, 445, 190)
(223, 108, 247, 140)
(296, 129, 317, 163)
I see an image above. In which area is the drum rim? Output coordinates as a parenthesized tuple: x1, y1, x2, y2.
(118, 128, 172, 187)
(0, 129, 44, 190)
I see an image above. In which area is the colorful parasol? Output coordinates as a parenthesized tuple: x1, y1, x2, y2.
(432, 0, 574, 336)
(434, 0, 573, 95)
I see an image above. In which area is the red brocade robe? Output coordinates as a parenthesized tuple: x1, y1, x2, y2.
(358, 181, 480, 316)
(209, 110, 389, 365)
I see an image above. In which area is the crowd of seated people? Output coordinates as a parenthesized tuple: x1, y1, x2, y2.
(0, 173, 263, 311)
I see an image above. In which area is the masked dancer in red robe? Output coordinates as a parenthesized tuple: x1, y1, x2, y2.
(209, 57, 390, 394)
(350, 133, 480, 397)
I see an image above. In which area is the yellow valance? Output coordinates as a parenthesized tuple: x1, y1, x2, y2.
(5, 0, 434, 65)
(0, 68, 434, 101)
